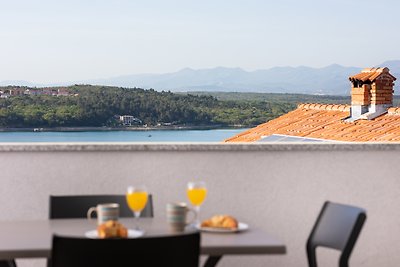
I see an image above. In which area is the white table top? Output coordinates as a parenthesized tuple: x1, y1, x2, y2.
(0, 218, 286, 260)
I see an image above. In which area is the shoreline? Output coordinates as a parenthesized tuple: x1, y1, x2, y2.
(0, 125, 248, 133)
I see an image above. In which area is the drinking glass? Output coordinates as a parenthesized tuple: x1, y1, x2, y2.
(187, 181, 207, 223)
(126, 185, 148, 232)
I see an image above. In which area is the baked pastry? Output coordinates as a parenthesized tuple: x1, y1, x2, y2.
(201, 215, 238, 230)
(97, 220, 128, 238)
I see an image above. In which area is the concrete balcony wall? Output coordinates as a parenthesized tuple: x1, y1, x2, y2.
(1, 143, 400, 267)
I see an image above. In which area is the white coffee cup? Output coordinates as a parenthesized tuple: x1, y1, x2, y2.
(166, 202, 197, 232)
(87, 203, 120, 225)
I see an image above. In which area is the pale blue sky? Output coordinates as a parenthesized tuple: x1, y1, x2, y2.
(0, 0, 399, 83)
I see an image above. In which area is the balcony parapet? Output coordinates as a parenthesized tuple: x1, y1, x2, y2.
(2, 142, 400, 152)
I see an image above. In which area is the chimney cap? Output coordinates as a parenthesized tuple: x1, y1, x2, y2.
(361, 67, 389, 73)
(349, 67, 396, 82)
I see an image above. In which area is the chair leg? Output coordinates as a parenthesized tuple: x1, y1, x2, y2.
(203, 256, 222, 267)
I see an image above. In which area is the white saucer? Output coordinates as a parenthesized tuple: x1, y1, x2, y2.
(195, 222, 249, 233)
(84, 229, 144, 239)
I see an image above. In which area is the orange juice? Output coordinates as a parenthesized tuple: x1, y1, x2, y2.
(187, 188, 207, 206)
(126, 191, 148, 212)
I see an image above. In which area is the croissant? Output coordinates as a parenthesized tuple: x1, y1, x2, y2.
(201, 215, 238, 229)
(97, 220, 128, 238)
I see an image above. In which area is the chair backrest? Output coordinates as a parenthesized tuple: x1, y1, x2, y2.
(307, 201, 366, 267)
(0, 260, 16, 267)
(49, 194, 153, 219)
(51, 232, 200, 267)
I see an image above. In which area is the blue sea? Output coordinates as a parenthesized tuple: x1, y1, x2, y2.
(0, 129, 247, 142)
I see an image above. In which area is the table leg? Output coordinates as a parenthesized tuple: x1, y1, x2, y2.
(203, 256, 222, 267)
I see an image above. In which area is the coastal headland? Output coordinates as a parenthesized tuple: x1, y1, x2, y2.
(0, 125, 243, 132)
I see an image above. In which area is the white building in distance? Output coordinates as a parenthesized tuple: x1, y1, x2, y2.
(119, 115, 142, 126)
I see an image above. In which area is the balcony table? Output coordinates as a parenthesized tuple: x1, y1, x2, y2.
(0, 218, 286, 267)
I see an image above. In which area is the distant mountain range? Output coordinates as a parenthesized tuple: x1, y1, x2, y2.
(2, 60, 400, 95)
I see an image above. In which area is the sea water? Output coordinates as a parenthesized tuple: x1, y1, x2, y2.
(0, 129, 248, 142)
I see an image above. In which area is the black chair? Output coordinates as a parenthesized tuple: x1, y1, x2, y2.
(0, 261, 16, 267)
(49, 194, 153, 219)
(307, 201, 367, 267)
(47, 194, 154, 267)
(51, 232, 200, 267)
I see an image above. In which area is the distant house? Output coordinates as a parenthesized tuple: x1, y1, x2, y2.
(25, 88, 53, 96)
(0, 89, 11, 98)
(9, 88, 25, 96)
(226, 67, 400, 142)
(41, 88, 54, 95)
(24, 89, 43, 96)
(2, 87, 71, 97)
(119, 115, 142, 126)
(57, 88, 70, 96)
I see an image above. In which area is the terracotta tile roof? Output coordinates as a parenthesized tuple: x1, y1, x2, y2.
(349, 67, 396, 82)
(225, 103, 400, 142)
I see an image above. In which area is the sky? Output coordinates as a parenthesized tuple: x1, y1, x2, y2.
(1, 0, 400, 83)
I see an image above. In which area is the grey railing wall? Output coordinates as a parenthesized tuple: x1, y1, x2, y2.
(1, 143, 399, 267)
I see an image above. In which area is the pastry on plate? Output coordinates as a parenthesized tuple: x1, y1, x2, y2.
(201, 215, 238, 230)
(97, 220, 128, 238)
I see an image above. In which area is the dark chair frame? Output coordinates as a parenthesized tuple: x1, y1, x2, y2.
(51, 232, 200, 267)
(0, 260, 16, 267)
(49, 194, 153, 219)
(47, 194, 154, 267)
(306, 201, 367, 267)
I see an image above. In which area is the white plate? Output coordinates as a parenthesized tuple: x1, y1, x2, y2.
(84, 229, 144, 239)
(195, 222, 249, 233)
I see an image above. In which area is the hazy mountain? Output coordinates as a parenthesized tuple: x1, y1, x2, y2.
(86, 61, 400, 95)
(2, 61, 400, 95)
(0, 80, 41, 87)
(85, 64, 364, 95)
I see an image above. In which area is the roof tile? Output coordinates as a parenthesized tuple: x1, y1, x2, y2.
(349, 67, 396, 82)
(225, 103, 400, 142)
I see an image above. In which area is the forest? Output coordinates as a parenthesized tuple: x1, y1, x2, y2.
(1, 84, 388, 129)
(0, 85, 298, 128)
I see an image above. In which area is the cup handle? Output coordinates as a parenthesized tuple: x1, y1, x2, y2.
(87, 207, 97, 221)
(186, 208, 197, 226)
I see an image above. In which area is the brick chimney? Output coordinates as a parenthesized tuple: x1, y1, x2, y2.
(347, 67, 396, 121)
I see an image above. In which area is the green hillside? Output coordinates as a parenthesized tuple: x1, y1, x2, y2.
(0, 85, 295, 128)
(3, 86, 395, 129)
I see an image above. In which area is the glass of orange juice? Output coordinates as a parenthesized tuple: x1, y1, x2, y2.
(126, 185, 148, 232)
(187, 181, 207, 223)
